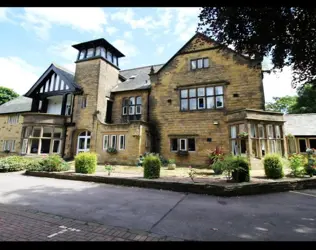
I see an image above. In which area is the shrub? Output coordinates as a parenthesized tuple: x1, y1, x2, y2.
(231, 156, 250, 182)
(106, 147, 117, 154)
(168, 159, 176, 164)
(263, 154, 284, 179)
(105, 164, 114, 176)
(0, 156, 31, 172)
(75, 152, 97, 174)
(143, 153, 161, 179)
(159, 155, 169, 166)
(207, 146, 224, 165)
(41, 154, 70, 172)
(289, 154, 306, 177)
(25, 158, 44, 171)
(220, 155, 236, 180)
(211, 160, 224, 175)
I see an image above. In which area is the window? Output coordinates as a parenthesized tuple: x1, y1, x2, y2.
(299, 139, 307, 153)
(190, 57, 209, 70)
(3, 140, 15, 152)
(100, 47, 106, 58)
(79, 50, 86, 60)
(179, 139, 187, 151)
(268, 125, 274, 138)
(81, 95, 87, 109)
(180, 86, 224, 111)
(122, 96, 142, 117)
(103, 135, 109, 150)
(107, 50, 112, 62)
(52, 140, 61, 153)
(111, 135, 117, 148)
(113, 55, 118, 66)
(86, 48, 94, 58)
(8, 114, 19, 124)
(95, 46, 101, 56)
(119, 135, 125, 150)
(21, 139, 28, 154)
(188, 138, 195, 151)
(309, 139, 316, 149)
(171, 138, 178, 151)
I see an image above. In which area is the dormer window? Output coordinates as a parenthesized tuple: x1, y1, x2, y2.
(79, 50, 86, 60)
(86, 48, 94, 58)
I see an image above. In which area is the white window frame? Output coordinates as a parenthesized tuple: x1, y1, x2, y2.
(52, 139, 61, 154)
(103, 135, 109, 150)
(119, 135, 125, 150)
(21, 139, 28, 154)
(111, 135, 117, 149)
(8, 114, 19, 124)
(3, 140, 15, 152)
(179, 138, 187, 151)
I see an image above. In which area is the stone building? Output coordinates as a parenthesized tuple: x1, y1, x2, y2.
(0, 32, 287, 168)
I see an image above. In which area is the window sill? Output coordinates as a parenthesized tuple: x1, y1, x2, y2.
(180, 108, 225, 113)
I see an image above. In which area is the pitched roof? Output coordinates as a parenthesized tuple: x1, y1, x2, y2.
(24, 63, 81, 97)
(112, 64, 164, 92)
(284, 114, 316, 136)
(0, 96, 32, 114)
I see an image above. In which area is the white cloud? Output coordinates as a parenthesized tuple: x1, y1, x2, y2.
(106, 26, 118, 36)
(0, 57, 42, 95)
(19, 7, 107, 40)
(157, 8, 173, 29)
(48, 40, 78, 61)
(0, 7, 8, 21)
(62, 63, 76, 73)
(173, 7, 200, 41)
(156, 45, 165, 55)
(123, 31, 133, 40)
(263, 66, 297, 102)
(113, 39, 138, 57)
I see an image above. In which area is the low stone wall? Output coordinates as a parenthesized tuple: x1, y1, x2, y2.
(25, 171, 316, 197)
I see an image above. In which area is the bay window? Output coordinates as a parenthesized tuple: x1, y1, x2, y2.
(122, 96, 142, 121)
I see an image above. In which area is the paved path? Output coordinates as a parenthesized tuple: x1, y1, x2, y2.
(0, 172, 316, 241)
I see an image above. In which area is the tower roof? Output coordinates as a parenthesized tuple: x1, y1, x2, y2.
(72, 38, 125, 58)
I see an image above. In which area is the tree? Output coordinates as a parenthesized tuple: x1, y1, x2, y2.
(0, 87, 19, 105)
(265, 96, 297, 113)
(197, 7, 316, 87)
(291, 84, 316, 113)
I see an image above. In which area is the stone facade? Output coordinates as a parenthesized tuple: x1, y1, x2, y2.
(0, 114, 24, 156)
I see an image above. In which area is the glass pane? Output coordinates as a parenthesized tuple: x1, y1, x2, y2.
(79, 50, 86, 60)
(114, 56, 118, 66)
(78, 138, 85, 149)
(258, 125, 265, 138)
(45, 80, 49, 92)
(54, 128, 62, 138)
(86, 138, 90, 149)
(203, 58, 209, 68)
(111, 136, 116, 148)
(120, 136, 125, 149)
(50, 74, 55, 91)
(198, 98, 205, 109)
(189, 98, 197, 110)
(189, 89, 196, 98)
(275, 126, 281, 138)
(122, 107, 127, 115)
(216, 96, 224, 108)
(231, 126, 237, 139)
(107, 51, 112, 62)
(181, 99, 188, 111)
(87, 48, 94, 58)
(30, 139, 39, 154)
(25, 127, 32, 137)
(95, 46, 101, 56)
(123, 98, 129, 106)
(239, 124, 246, 133)
(180, 139, 186, 150)
(215, 86, 223, 95)
(33, 128, 41, 137)
(299, 139, 306, 153)
(41, 139, 51, 154)
(129, 106, 135, 115)
(100, 47, 106, 58)
(206, 87, 214, 95)
(43, 127, 52, 137)
(171, 139, 178, 151)
(269, 140, 275, 153)
(103, 136, 108, 149)
(310, 139, 316, 149)
(206, 97, 214, 109)
(136, 96, 142, 104)
(197, 88, 205, 96)
(268, 125, 274, 138)
(181, 89, 188, 98)
(129, 97, 135, 105)
(53, 140, 60, 153)
(54, 75, 59, 91)
(87, 131, 91, 136)
(251, 124, 256, 138)
(188, 138, 195, 151)
(136, 105, 141, 114)
(197, 59, 203, 68)
(191, 60, 196, 70)
(231, 140, 237, 155)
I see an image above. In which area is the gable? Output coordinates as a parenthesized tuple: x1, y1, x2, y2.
(156, 32, 261, 75)
(24, 64, 81, 97)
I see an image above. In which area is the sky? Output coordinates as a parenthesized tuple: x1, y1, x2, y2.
(0, 7, 297, 102)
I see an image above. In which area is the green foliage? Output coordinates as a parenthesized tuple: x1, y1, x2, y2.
(188, 166, 197, 182)
(106, 147, 117, 154)
(263, 154, 284, 179)
(231, 157, 250, 182)
(211, 160, 224, 175)
(289, 154, 306, 177)
(197, 7, 316, 87)
(265, 96, 297, 114)
(159, 155, 169, 166)
(207, 147, 224, 166)
(75, 152, 97, 174)
(143, 153, 161, 179)
(0, 86, 19, 105)
(104, 164, 114, 176)
(25, 158, 46, 171)
(219, 155, 236, 180)
(291, 84, 316, 113)
(40, 154, 70, 172)
(168, 159, 175, 164)
(0, 156, 31, 172)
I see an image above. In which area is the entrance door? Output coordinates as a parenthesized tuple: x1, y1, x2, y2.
(77, 131, 91, 154)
